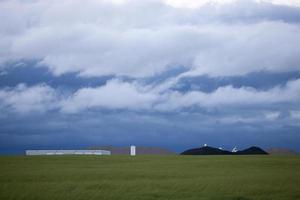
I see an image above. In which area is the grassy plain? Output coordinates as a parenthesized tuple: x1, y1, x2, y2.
(0, 155, 300, 200)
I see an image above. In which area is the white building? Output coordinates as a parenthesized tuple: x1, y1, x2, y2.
(130, 145, 136, 156)
(25, 150, 111, 156)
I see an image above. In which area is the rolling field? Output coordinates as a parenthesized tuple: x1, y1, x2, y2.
(0, 155, 300, 200)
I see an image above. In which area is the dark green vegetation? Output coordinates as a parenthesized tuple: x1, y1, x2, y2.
(0, 155, 300, 200)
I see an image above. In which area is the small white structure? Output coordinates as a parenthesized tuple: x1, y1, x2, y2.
(25, 150, 111, 156)
(130, 145, 136, 156)
(204, 144, 207, 147)
(232, 147, 238, 153)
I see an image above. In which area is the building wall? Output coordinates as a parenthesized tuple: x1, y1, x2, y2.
(25, 150, 111, 155)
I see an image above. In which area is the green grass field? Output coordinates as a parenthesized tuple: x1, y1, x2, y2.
(0, 155, 300, 200)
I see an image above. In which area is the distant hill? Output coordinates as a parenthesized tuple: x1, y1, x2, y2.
(267, 148, 298, 156)
(88, 146, 175, 155)
(181, 146, 232, 155)
(181, 146, 268, 155)
(236, 146, 268, 155)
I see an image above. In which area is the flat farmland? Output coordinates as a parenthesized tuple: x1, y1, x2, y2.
(0, 155, 299, 200)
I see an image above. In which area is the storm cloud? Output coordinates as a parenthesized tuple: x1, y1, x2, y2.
(0, 0, 300, 153)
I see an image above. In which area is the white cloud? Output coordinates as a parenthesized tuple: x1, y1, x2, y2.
(258, 0, 300, 7)
(192, 22, 300, 77)
(0, 84, 58, 113)
(1, 0, 300, 78)
(1, 78, 300, 114)
(60, 79, 158, 113)
(60, 78, 300, 112)
(154, 79, 300, 110)
(263, 111, 281, 120)
(290, 110, 300, 119)
(164, 0, 237, 9)
(216, 115, 261, 124)
(165, 0, 300, 8)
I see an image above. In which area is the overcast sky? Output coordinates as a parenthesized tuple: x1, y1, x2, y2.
(1, 0, 300, 153)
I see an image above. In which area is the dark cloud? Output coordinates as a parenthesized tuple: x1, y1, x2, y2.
(1, 0, 300, 154)
(0, 61, 112, 89)
(1, 110, 300, 154)
(196, 0, 300, 24)
(173, 71, 300, 93)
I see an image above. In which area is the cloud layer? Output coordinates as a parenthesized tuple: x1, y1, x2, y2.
(1, 0, 300, 116)
(1, 0, 300, 78)
(1, 78, 300, 114)
(0, 84, 58, 113)
(1, 0, 300, 153)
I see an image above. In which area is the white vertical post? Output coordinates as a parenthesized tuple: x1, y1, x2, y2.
(130, 145, 136, 156)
